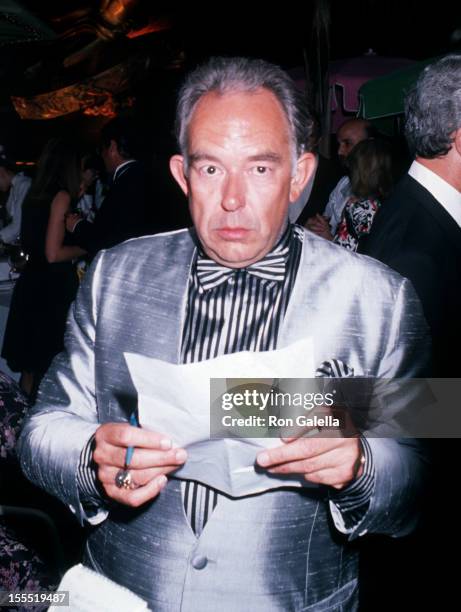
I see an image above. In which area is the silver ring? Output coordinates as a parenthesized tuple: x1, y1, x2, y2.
(115, 468, 133, 489)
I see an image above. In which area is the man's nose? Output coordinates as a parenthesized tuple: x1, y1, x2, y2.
(221, 173, 245, 211)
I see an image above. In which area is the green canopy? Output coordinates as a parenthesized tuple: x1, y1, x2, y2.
(358, 56, 440, 120)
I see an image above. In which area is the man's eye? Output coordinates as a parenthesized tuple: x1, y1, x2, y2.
(253, 166, 268, 174)
(205, 166, 217, 175)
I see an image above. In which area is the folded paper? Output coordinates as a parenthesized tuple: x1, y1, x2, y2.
(124, 338, 318, 496)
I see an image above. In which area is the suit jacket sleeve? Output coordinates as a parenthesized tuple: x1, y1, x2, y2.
(70, 217, 99, 252)
(71, 190, 129, 254)
(72, 164, 149, 255)
(332, 277, 431, 540)
(17, 251, 108, 526)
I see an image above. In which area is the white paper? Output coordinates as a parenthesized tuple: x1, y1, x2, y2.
(124, 338, 318, 497)
(48, 563, 149, 612)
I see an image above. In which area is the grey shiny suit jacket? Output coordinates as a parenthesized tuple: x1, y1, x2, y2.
(19, 228, 429, 611)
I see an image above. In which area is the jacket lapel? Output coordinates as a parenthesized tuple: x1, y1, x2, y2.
(406, 175, 461, 253)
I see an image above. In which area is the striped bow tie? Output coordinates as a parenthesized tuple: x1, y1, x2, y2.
(196, 248, 289, 291)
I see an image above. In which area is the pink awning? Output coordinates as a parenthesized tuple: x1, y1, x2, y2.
(329, 53, 414, 131)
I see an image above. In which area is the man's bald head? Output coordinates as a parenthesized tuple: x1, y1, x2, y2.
(337, 118, 375, 164)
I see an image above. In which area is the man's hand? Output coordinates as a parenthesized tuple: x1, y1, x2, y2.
(306, 214, 333, 241)
(256, 436, 363, 490)
(93, 423, 187, 507)
(65, 212, 82, 233)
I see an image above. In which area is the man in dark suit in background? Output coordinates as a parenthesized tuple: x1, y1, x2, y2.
(360, 54, 461, 378)
(66, 117, 151, 259)
(359, 53, 461, 610)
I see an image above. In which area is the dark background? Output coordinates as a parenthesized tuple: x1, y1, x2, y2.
(0, 1, 460, 159)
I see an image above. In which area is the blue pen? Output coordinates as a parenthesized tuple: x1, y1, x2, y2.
(124, 411, 139, 468)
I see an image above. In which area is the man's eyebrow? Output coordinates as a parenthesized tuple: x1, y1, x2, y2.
(189, 152, 283, 164)
(189, 153, 220, 164)
(247, 153, 283, 163)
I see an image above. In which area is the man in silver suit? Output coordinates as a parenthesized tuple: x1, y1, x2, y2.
(18, 57, 429, 611)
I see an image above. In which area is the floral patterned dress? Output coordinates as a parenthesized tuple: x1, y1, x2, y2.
(333, 196, 381, 252)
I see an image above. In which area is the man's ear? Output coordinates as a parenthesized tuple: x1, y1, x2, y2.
(454, 128, 461, 158)
(169, 155, 189, 196)
(289, 152, 317, 203)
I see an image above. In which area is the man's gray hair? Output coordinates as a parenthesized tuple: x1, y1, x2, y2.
(175, 56, 314, 167)
(405, 54, 461, 158)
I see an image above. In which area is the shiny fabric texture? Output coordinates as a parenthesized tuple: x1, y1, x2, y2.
(18, 227, 430, 611)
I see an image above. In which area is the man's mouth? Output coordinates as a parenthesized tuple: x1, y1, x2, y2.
(216, 227, 251, 240)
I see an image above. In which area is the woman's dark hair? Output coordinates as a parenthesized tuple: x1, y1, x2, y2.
(348, 138, 394, 200)
(29, 138, 82, 203)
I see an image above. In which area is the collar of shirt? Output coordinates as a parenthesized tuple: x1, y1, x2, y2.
(194, 223, 294, 292)
(409, 160, 461, 228)
(113, 159, 136, 182)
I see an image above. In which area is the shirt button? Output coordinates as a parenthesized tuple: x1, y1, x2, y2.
(191, 555, 208, 570)
(228, 278, 235, 285)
